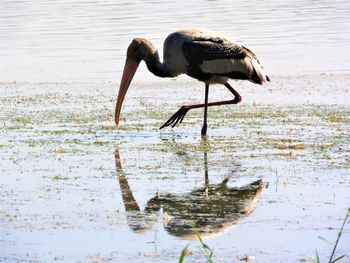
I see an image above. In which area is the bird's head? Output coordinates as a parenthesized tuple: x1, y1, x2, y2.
(115, 38, 156, 126)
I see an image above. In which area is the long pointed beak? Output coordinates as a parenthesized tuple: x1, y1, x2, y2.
(115, 59, 140, 126)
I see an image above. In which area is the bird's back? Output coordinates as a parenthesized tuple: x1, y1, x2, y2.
(163, 28, 269, 84)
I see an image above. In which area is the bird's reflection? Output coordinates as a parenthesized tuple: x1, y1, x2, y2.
(115, 146, 267, 240)
(115, 149, 158, 233)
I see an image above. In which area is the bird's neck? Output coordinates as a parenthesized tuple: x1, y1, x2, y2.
(145, 51, 172, 78)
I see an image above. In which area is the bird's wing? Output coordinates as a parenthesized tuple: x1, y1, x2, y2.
(183, 40, 268, 84)
(183, 40, 247, 66)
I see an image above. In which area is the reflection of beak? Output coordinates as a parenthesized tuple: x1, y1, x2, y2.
(115, 58, 140, 126)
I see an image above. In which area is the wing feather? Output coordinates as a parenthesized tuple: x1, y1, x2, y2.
(182, 38, 269, 84)
(183, 40, 246, 65)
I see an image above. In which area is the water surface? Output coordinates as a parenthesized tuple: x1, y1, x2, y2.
(0, 75, 349, 262)
(1, 1, 350, 262)
(1, 0, 349, 82)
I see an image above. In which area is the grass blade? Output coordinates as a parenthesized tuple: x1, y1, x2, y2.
(193, 228, 214, 263)
(316, 249, 320, 263)
(331, 255, 345, 263)
(328, 208, 350, 263)
(318, 236, 332, 245)
(179, 244, 190, 263)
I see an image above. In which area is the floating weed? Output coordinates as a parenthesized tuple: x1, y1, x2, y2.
(273, 144, 306, 150)
(99, 125, 117, 131)
(54, 146, 70, 154)
(53, 146, 80, 154)
(4, 125, 23, 131)
(94, 141, 109, 146)
(53, 175, 69, 181)
(325, 116, 348, 123)
(27, 141, 36, 147)
(260, 138, 299, 144)
(14, 116, 31, 123)
(43, 129, 72, 135)
(268, 151, 296, 158)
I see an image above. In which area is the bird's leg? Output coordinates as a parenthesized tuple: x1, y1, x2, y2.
(224, 83, 242, 104)
(201, 83, 209, 136)
(159, 82, 242, 129)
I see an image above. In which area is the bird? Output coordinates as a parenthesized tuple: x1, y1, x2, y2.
(115, 28, 270, 136)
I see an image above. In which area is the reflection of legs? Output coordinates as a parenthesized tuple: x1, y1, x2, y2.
(204, 147, 209, 197)
(204, 151, 209, 187)
(160, 82, 242, 129)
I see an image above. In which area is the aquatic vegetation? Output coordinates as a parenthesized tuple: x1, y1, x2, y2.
(14, 116, 31, 123)
(316, 208, 350, 263)
(179, 229, 214, 263)
(325, 116, 348, 123)
(1, 75, 349, 262)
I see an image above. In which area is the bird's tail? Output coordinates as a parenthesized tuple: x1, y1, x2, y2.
(242, 46, 270, 84)
(250, 58, 270, 84)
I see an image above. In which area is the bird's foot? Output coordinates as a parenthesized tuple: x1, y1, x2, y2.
(160, 106, 190, 129)
(201, 123, 207, 136)
(232, 95, 242, 104)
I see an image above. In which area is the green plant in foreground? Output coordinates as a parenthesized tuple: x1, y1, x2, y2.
(179, 244, 190, 263)
(194, 229, 214, 263)
(316, 207, 350, 263)
(179, 228, 214, 263)
(179, 208, 349, 263)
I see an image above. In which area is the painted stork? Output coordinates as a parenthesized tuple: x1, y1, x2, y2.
(115, 28, 270, 136)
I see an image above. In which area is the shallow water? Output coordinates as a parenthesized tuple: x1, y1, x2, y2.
(1, 74, 349, 262)
(1, 0, 350, 82)
(1, 1, 350, 262)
